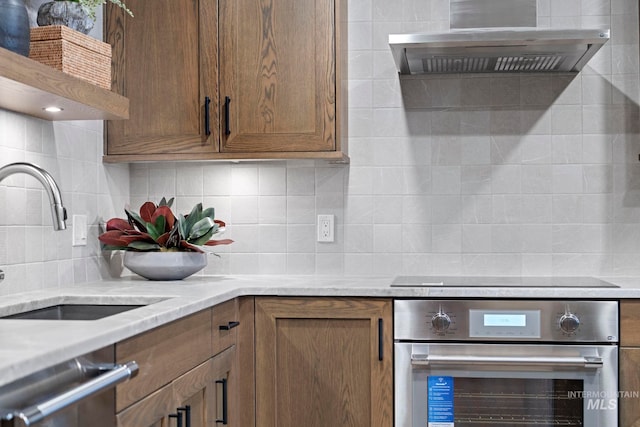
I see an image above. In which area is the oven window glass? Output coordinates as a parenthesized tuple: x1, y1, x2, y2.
(427, 377, 584, 426)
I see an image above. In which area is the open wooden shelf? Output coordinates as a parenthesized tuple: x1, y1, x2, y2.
(0, 47, 128, 121)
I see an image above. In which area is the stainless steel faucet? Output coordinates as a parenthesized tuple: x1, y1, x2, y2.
(0, 162, 67, 230)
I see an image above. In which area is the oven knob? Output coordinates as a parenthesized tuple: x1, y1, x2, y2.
(559, 313, 580, 334)
(431, 312, 451, 333)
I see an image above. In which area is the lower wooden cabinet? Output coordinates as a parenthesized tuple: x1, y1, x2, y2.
(620, 301, 640, 426)
(254, 297, 393, 427)
(210, 297, 255, 427)
(116, 359, 214, 427)
(114, 298, 254, 427)
(113, 296, 391, 427)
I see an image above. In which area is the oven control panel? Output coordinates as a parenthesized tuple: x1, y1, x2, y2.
(394, 300, 618, 343)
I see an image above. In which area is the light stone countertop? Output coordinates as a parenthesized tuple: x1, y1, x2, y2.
(2, 274, 640, 387)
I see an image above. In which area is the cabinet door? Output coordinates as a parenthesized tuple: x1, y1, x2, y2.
(219, 0, 344, 155)
(105, 0, 218, 159)
(116, 310, 212, 411)
(116, 384, 174, 427)
(620, 348, 640, 426)
(173, 360, 215, 427)
(211, 346, 236, 426)
(116, 360, 214, 427)
(255, 297, 393, 427)
(211, 297, 256, 427)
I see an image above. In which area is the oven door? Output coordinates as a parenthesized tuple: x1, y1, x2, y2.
(395, 343, 618, 427)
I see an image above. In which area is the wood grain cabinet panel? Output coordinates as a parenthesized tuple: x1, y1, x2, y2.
(254, 297, 393, 427)
(112, 299, 256, 427)
(105, 0, 347, 162)
(218, 0, 347, 159)
(115, 309, 212, 411)
(116, 360, 214, 427)
(620, 301, 640, 426)
(105, 0, 218, 160)
(620, 348, 640, 427)
(212, 298, 239, 356)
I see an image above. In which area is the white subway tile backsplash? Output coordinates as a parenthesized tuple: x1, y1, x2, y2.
(2, 0, 640, 292)
(230, 196, 259, 224)
(259, 196, 287, 224)
(553, 195, 584, 223)
(553, 165, 585, 193)
(432, 224, 462, 252)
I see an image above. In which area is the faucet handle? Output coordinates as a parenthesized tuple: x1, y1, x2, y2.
(0, 269, 4, 282)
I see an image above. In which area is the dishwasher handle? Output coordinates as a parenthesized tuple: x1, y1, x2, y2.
(8, 361, 138, 427)
(411, 354, 603, 369)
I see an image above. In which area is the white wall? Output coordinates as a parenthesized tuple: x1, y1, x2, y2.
(130, 0, 640, 277)
(2, 0, 638, 295)
(0, 114, 129, 295)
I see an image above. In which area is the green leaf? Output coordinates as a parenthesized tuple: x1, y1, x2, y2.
(188, 217, 215, 240)
(159, 197, 175, 208)
(202, 207, 215, 220)
(190, 228, 215, 246)
(184, 203, 203, 235)
(177, 214, 188, 239)
(145, 215, 166, 241)
(166, 223, 181, 248)
(125, 208, 147, 233)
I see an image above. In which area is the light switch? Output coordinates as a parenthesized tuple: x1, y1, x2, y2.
(72, 214, 88, 246)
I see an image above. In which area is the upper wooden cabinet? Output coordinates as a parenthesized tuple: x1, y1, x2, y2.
(104, 0, 348, 162)
(104, 0, 218, 159)
(218, 0, 347, 161)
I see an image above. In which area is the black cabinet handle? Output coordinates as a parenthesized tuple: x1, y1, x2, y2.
(219, 321, 240, 331)
(169, 411, 183, 427)
(204, 96, 212, 136)
(215, 378, 228, 425)
(178, 406, 191, 427)
(224, 96, 231, 135)
(378, 318, 384, 361)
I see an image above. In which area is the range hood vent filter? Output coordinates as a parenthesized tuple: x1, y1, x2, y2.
(393, 29, 610, 75)
(390, 0, 609, 75)
(422, 54, 565, 73)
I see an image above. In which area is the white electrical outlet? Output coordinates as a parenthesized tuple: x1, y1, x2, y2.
(72, 214, 88, 247)
(317, 214, 334, 242)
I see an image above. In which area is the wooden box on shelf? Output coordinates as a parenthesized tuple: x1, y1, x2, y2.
(29, 25, 111, 89)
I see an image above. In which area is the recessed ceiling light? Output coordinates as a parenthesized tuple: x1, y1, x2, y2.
(43, 106, 64, 113)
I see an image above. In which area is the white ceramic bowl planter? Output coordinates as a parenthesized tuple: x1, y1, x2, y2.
(123, 251, 208, 280)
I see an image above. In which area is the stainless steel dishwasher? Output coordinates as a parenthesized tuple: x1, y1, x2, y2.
(0, 346, 138, 427)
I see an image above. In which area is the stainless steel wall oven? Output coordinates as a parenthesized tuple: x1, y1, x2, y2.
(394, 299, 618, 427)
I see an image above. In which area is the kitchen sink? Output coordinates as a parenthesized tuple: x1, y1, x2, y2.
(0, 296, 169, 321)
(0, 304, 145, 320)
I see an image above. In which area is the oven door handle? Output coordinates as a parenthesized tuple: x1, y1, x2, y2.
(411, 354, 603, 369)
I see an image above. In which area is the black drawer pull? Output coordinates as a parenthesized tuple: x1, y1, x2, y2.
(215, 378, 228, 424)
(204, 96, 211, 136)
(178, 406, 191, 427)
(169, 411, 183, 427)
(219, 321, 240, 331)
(378, 318, 384, 361)
(224, 96, 231, 135)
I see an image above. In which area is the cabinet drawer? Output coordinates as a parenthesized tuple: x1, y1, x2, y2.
(212, 299, 240, 355)
(116, 309, 212, 411)
(621, 301, 640, 346)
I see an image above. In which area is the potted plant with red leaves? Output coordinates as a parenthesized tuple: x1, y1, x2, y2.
(99, 197, 233, 280)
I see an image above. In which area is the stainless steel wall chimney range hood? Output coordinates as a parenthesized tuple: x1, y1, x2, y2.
(389, 0, 610, 75)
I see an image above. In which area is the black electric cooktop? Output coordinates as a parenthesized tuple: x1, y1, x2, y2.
(391, 276, 619, 288)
